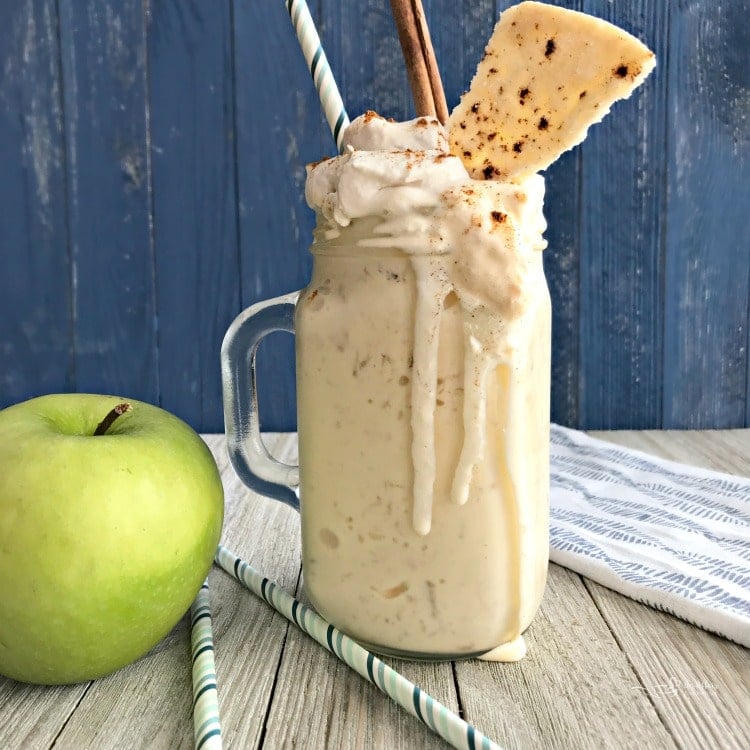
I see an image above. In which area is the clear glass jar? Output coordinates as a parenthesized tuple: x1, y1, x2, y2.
(293, 217, 551, 659)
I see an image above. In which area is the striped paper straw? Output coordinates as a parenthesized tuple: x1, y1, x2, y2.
(190, 582, 223, 750)
(284, 0, 350, 152)
(215, 545, 502, 750)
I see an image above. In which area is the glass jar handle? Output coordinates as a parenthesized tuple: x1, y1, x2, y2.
(221, 291, 301, 510)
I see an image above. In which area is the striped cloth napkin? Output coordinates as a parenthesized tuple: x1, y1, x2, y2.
(549, 425, 750, 648)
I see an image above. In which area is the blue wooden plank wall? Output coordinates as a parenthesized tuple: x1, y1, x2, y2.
(1, 0, 748, 432)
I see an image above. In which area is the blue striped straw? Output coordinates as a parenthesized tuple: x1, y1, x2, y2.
(215, 545, 502, 750)
(284, 0, 350, 152)
(190, 582, 223, 750)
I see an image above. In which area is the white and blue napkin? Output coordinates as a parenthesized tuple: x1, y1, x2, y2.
(549, 425, 750, 648)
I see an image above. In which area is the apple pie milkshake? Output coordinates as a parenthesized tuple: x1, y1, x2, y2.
(297, 113, 550, 658)
(222, 1, 654, 661)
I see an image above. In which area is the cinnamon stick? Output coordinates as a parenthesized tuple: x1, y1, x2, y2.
(411, 0, 449, 124)
(389, 0, 448, 124)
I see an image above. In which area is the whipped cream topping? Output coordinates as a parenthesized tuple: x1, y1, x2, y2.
(306, 112, 546, 252)
(305, 112, 548, 535)
(305, 148, 468, 232)
(341, 110, 449, 151)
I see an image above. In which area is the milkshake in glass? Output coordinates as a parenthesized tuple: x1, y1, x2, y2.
(298, 113, 550, 659)
(221, 1, 655, 662)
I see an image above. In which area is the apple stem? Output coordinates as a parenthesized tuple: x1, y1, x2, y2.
(93, 402, 133, 436)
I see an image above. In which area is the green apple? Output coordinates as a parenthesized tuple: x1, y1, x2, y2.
(0, 393, 224, 685)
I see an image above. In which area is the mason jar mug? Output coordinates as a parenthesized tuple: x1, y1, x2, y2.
(221, 216, 551, 660)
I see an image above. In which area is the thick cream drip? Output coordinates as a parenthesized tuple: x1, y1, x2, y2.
(479, 635, 527, 662)
(451, 327, 492, 507)
(409, 257, 452, 535)
(306, 114, 546, 535)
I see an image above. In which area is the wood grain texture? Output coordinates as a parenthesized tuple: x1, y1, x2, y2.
(544, 147, 582, 427)
(587, 428, 750, 477)
(518, 0, 584, 432)
(584, 428, 750, 750)
(454, 564, 675, 750)
(1, 2, 750, 429)
(584, 581, 750, 750)
(57, 0, 158, 403)
(323, 0, 412, 122)
(579, 0, 668, 429)
(49, 636, 194, 750)
(232, 1, 323, 431)
(206, 434, 304, 748)
(263, 580, 458, 749)
(0, 679, 88, 749)
(0, 432, 747, 749)
(663, 0, 750, 428)
(426, 0, 496, 113)
(0, 0, 73, 408)
(149, 0, 240, 431)
(263, 627, 457, 748)
(531, 0, 583, 428)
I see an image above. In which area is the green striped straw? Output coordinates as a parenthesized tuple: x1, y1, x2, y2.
(215, 545, 502, 750)
(284, 0, 350, 152)
(190, 582, 223, 750)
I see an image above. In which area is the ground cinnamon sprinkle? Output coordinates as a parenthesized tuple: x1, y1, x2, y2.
(307, 155, 333, 169)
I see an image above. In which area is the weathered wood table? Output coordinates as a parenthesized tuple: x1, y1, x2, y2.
(2, 431, 748, 749)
